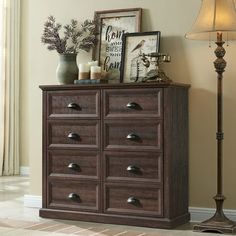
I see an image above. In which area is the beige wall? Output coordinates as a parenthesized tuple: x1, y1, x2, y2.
(20, 0, 236, 209)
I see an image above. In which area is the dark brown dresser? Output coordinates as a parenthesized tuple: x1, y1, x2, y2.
(39, 82, 190, 229)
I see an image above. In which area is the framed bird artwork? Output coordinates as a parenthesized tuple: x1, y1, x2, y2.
(93, 8, 142, 83)
(120, 31, 161, 83)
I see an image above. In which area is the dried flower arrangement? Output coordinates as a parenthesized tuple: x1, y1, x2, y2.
(41, 15, 97, 54)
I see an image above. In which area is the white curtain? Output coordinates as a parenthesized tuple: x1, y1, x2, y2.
(0, 0, 20, 176)
(0, 0, 4, 175)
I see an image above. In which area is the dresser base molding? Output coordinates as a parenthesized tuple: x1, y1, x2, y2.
(39, 208, 190, 229)
(25, 196, 236, 224)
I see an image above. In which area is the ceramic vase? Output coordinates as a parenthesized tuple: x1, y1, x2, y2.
(56, 53, 78, 84)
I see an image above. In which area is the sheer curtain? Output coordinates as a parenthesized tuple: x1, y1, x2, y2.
(0, 0, 4, 174)
(0, 0, 20, 176)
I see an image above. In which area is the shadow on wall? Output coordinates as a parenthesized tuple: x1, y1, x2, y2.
(188, 87, 236, 208)
(189, 88, 216, 207)
(141, 9, 192, 84)
(160, 35, 191, 85)
(141, 8, 153, 32)
(220, 88, 236, 208)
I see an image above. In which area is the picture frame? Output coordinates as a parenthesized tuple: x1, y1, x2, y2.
(93, 8, 142, 82)
(120, 31, 161, 83)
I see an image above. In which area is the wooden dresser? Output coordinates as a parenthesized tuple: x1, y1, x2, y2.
(39, 82, 190, 228)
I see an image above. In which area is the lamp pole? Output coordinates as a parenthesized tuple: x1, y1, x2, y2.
(215, 32, 225, 199)
(193, 32, 236, 234)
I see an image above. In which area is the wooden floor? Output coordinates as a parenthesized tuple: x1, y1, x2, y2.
(0, 218, 193, 236)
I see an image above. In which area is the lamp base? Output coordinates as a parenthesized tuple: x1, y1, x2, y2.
(194, 195, 236, 234)
(193, 214, 236, 234)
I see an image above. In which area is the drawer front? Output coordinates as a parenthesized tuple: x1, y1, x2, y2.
(48, 150, 99, 179)
(47, 120, 100, 149)
(104, 183, 163, 217)
(47, 90, 100, 118)
(48, 181, 100, 212)
(103, 88, 162, 118)
(104, 120, 162, 151)
(103, 151, 162, 183)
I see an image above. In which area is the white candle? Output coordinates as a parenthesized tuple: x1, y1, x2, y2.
(79, 63, 90, 72)
(90, 66, 101, 80)
(88, 60, 98, 67)
(79, 63, 90, 80)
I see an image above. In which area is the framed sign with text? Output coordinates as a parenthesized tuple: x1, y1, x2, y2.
(93, 8, 142, 82)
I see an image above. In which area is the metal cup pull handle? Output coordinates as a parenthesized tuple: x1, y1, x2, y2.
(68, 193, 80, 200)
(126, 165, 140, 173)
(68, 163, 80, 170)
(126, 102, 140, 110)
(67, 103, 79, 109)
(126, 133, 140, 141)
(127, 196, 139, 205)
(67, 132, 79, 139)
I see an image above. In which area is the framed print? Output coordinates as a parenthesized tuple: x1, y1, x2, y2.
(120, 31, 161, 83)
(93, 8, 142, 82)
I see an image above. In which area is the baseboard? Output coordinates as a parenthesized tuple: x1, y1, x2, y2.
(23, 196, 236, 223)
(24, 195, 42, 208)
(189, 207, 236, 222)
(20, 166, 30, 176)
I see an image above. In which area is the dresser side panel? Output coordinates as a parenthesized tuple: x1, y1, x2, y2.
(163, 86, 189, 219)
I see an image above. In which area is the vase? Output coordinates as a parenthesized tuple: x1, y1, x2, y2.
(56, 53, 78, 84)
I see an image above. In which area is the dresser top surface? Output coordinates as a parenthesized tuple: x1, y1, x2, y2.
(39, 82, 190, 91)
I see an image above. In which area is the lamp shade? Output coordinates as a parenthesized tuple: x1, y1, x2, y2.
(185, 0, 236, 40)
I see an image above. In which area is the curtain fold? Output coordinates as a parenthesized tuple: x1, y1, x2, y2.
(0, 0, 20, 176)
(0, 0, 4, 174)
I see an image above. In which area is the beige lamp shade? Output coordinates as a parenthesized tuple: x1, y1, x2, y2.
(185, 0, 236, 40)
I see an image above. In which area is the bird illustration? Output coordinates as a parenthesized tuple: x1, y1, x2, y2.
(131, 40, 145, 53)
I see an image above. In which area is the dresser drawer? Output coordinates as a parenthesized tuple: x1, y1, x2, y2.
(103, 151, 162, 183)
(103, 88, 162, 118)
(48, 181, 100, 212)
(48, 150, 99, 179)
(47, 90, 100, 118)
(104, 120, 162, 151)
(104, 183, 163, 217)
(48, 120, 100, 149)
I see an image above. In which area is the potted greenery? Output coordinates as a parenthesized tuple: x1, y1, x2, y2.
(41, 16, 96, 84)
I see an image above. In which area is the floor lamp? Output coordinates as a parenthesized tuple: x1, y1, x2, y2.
(185, 0, 236, 234)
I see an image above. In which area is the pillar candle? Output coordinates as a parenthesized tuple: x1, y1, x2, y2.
(90, 66, 101, 80)
(88, 60, 98, 68)
(79, 63, 90, 80)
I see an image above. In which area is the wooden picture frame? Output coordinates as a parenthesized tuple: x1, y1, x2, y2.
(120, 31, 161, 83)
(93, 8, 142, 83)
